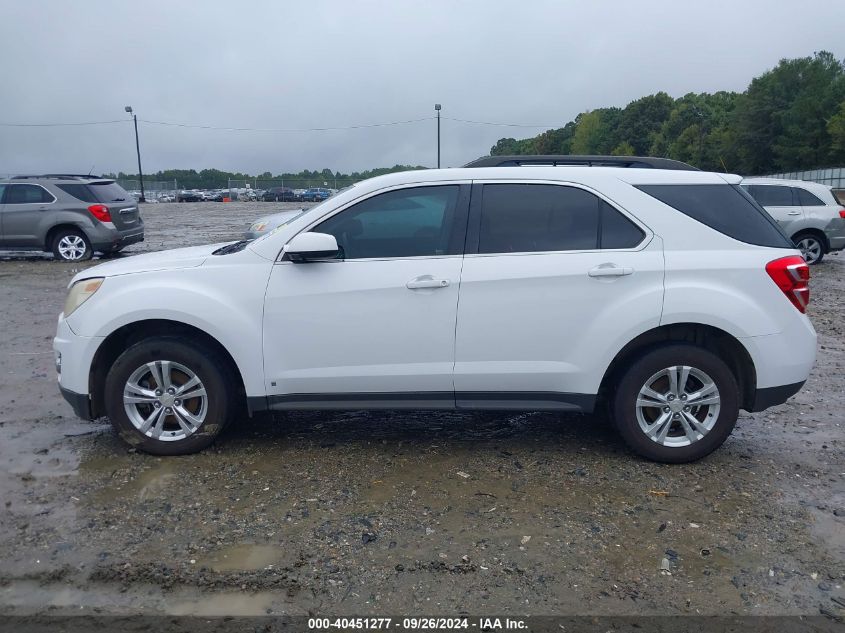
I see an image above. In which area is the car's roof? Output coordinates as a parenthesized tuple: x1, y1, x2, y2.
(2, 174, 114, 184)
(354, 167, 741, 188)
(742, 177, 832, 191)
(464, 154, 699, 171)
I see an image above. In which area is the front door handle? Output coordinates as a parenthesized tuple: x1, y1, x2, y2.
(406, 275, 450, 289)
(588, 264, 634, 278)
(787, 211, 802, 216)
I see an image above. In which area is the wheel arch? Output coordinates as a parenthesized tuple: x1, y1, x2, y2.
(44, 223, 88, 252)
(597, 323, 757, 411)
(88, 319, 248, 419)
(791, 227, 829, 253)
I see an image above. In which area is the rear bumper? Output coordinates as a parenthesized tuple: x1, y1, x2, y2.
(59, 385, 94, 420)
(749, 380, 805, 412)
(825, 217, 845, 251)
(86, 222, 144, 252)
(90, 227, 145, 252)
(828, 235, 845, 252)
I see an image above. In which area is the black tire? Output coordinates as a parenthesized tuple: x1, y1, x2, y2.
(792, 232, 825, 265)
(611, 344, 739, 463)
(103, 336, 235, 455)
(51, 228, 92, 261)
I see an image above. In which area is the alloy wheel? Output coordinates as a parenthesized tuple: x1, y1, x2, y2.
(57, 235, 87, 261)
(123, 360, 208, 441)
(635, 365, 721, 447)
(796, 237, 822, 264)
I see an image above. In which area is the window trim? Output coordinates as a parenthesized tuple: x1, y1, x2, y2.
(2, 183, 57, 205)
(464, 179, 651, 257)
(277, 181, 472, 263)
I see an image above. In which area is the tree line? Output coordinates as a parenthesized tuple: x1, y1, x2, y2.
(490, 51, 845, 174)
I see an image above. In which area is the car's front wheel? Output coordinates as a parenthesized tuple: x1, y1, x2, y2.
(52, 229, 92, 261)
(612, 344, 739, 463)
(103, 337, 234, 455)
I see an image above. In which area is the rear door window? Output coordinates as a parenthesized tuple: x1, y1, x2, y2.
(5, 184, 55, 204)
(637, 184, 793, 248)
(477, 184, 600, 253)
(745, 185, 795, 207)
(600, 201, 645, 249)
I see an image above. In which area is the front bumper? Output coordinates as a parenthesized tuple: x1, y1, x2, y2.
(749, 380, 806, 412)
(53, 315, 103, 419)
(60, 385, 94, 420)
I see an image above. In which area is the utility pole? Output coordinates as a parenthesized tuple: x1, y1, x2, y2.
(124, 106, 146, 202)
(434, 104, 441, 168)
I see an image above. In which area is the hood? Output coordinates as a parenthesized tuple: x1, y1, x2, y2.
(71, 242, 231, 282)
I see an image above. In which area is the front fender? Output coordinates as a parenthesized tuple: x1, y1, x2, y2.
(65, 261, 271, 395)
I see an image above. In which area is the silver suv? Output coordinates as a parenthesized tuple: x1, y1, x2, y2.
(0, 175, 144, 261)
(742, 178, 845, 264)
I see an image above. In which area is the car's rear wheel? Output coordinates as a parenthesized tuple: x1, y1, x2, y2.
(612, 344, 739, 463)
(103, 337, 234, 455)
(793, 232, 825, 265)
(52, 229, 92, 261)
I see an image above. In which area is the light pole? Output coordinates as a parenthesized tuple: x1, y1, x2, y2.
(124, 106, 146, 202)
(434, 104, 441, 168)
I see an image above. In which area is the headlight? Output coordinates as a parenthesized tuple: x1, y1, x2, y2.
(64, 278, 104, 317)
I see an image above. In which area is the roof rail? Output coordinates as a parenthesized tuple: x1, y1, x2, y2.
(463, 155, 700, 171)
(10, 174, 107, 180)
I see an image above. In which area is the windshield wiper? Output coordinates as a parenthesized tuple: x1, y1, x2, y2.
(212, 239, 252, 255)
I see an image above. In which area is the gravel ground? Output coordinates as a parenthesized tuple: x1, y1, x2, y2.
(0, 201, 843, 618)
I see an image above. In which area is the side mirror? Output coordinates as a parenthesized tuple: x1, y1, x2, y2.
(284, 232, 339, 262)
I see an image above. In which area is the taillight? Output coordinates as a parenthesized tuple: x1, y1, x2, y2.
(839, 209, 845, 219)
(766, 255, 810, 313)
(87, 204, 112, 223)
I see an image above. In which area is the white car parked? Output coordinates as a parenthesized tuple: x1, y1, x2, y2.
(742, 178, 845, 264)
(54, 163, 816, 462)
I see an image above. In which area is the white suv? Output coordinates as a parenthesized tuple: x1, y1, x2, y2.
(742, 177, 845, 264)
(53, 164, 817, 462)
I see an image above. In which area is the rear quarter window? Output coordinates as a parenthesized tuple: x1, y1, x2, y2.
(56, 184, 98, 203)
(794, 187, 825, 206)
(636, 184, 793, 248)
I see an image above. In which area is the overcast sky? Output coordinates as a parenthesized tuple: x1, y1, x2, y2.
(1, 0, 844, 177)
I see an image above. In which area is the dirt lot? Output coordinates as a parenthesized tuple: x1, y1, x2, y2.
(0, 201, 843, 620)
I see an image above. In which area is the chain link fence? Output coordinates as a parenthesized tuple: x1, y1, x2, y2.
(761, 167, 845, 189)
(116, 179, 179, 202)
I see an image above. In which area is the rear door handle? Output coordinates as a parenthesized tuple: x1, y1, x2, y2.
(588, 264, 633, 278)
(787, 211, 802, 216)
(406, 275, 450, 289)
